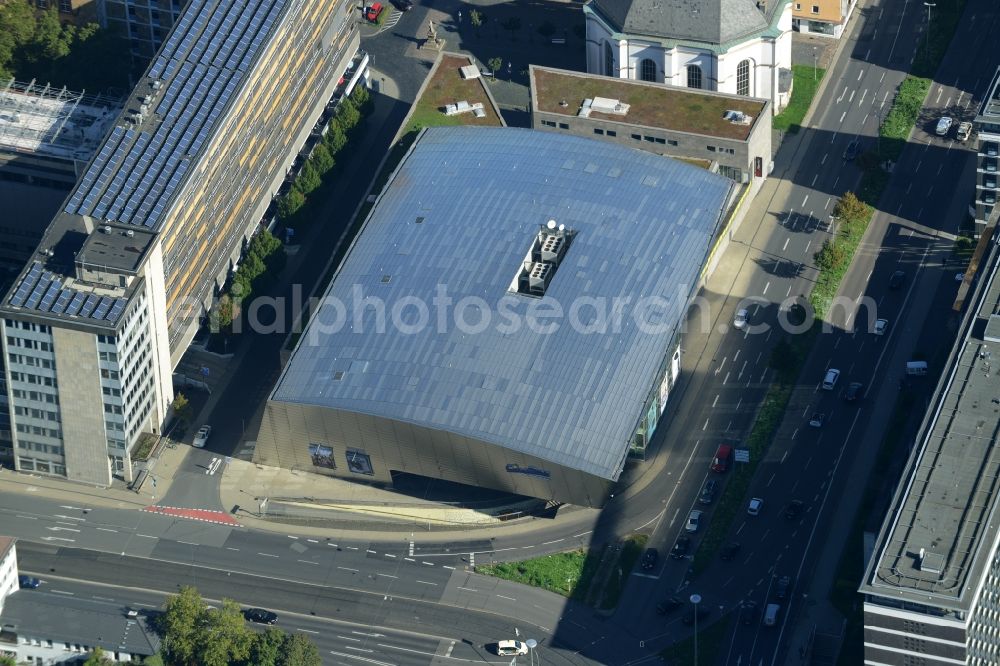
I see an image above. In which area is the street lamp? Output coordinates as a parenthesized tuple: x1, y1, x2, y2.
(923, 2, 936, 49)
(690, 593, 702, 665)
(525, 638, 537, 666)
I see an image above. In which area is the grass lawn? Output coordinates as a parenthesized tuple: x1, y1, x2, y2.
(773, 65, 825, 133)
(477, 548, 604, 601)
(477, 533, 648, 607)
(599, 534, 648, 609)
(407, 54, 503, 133)
(532, 67, 765, 140)
(661, 612, 734, 665)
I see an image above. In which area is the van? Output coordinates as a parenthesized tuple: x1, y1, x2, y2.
(764, 603, 781, 626)
(711, 445, 734, 472)
(906, 361, 928, 376)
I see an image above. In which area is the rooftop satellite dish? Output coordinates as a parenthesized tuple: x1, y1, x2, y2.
(547, 219, 557, 230)
(558, 224, 565, 231)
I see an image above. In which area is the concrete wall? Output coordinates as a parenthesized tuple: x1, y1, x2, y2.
(532, 103, 771, 201)
(255, 402, 616, 507)
(52, 327, 110, 486)
(0, 539, 16, 617)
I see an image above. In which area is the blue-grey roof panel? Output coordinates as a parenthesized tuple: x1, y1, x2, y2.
(272, 128, 734, 479)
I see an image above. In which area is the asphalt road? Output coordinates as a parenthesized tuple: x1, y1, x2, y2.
(7, 573, 519, 665)
(15, 540, 619, 665)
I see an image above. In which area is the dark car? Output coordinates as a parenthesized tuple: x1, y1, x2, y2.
(18, 575, 40, 589)
(243, 608, 278, 625)
(699, 480, 718, 505)
(843, 382, 864, 402)
(889, 270, 906, 290)
(775, 575, 791, 600)
(843, 140, 861, 161)
(784, 500, 804, 519)
(671, 536, 691, 560)
(740, 600, 759, 626)
(720, 542, 741, 561)
(656, 597, 683, 615)
(640, 548, 659, 570)
(391, 0, 413, 10)
(682, 606, 712, 625)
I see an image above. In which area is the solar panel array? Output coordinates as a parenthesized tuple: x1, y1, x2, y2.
(62, 0, 288, 231)
(7, 261, 128, 325)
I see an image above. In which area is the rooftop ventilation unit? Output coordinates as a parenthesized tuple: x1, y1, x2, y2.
(509, 220, 577, 298)
(917, 548, 945, 574)
(578, 97, 631, 118)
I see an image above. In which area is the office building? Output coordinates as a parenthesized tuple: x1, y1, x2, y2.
(97, 0, 186, 59)
(973, 68, 1000, 238)
(0, 0, 361, 484)
(255, 127, 736, 507)
(860, 237, 1000, 664)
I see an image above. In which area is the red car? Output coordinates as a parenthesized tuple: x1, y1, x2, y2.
(365, 2, 383, 21)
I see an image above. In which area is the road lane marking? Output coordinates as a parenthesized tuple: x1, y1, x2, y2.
(366, 549, 377, 554)
(416, 580, 437, 585)
(297, 560, 319, 566)
(376, 573, 397, 578)
(811, 173, 818, 187)
(766, 473, 776, 487)
(442, 565, 455, 570)
(497, 594, 516, 601)
(801, 195, 809, 207)
(337, 566, 359, 572)
(857, 70, 863, 81)
(542, 538, 564, 545)
(51, 590, 74, 596)
(137, 534, 156, 539)
(178, 540, 197, 546)
(839, 111, 846, 123)
(404, 557, 415, 561)
(257, 553, 279, 558)
(781, 450, 789, 463)
(763, 281, 770, 295)
(782, 238, 789, 251)
(457, 586, 477, 592)
(226, 547, 239, 551)
(821, 153, 827, 165)
(712, 394, 719, 408)
(96, 528, 118, 533)
(422, 561, 434, 566)
(384, 553, 396, 558)
(703, 418, 709, 431)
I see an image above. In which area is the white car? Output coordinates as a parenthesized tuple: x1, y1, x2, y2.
(808, 413, 825, 428)
(686, 510, 703, 533)
(935, 116, 953, 136)
(821, 368, 840, 390)
(733, 308, 749, 330)
(193, 425, 212, 448)
(873, 318, 888, 336)
(747, 498, 764, 516)
(496, 640, 529, 656)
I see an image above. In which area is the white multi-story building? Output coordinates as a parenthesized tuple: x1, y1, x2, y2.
(583, 0, 794, 113)
(0, 0, 361, 486)
(860, 234, 1000, 665)
(973, 68, 1000, 239)
(0, 537, 17, 618)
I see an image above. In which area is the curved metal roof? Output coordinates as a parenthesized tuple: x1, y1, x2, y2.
(272, 127, 734, 479)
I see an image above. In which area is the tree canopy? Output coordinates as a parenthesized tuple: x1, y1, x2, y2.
(159, 586, 320, 666)
(0, 2, 129, 93)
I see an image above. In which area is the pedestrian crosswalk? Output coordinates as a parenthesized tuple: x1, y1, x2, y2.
(382, 10, 402, 29)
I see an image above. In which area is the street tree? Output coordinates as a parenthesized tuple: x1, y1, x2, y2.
(171, 393, 192, 426)
(278, 632, 322, 666)
(195, 599, 253, 666)
(488, 57, 503, 79)
(248, 627, 286, 666)
(161, 586, 207, 665)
